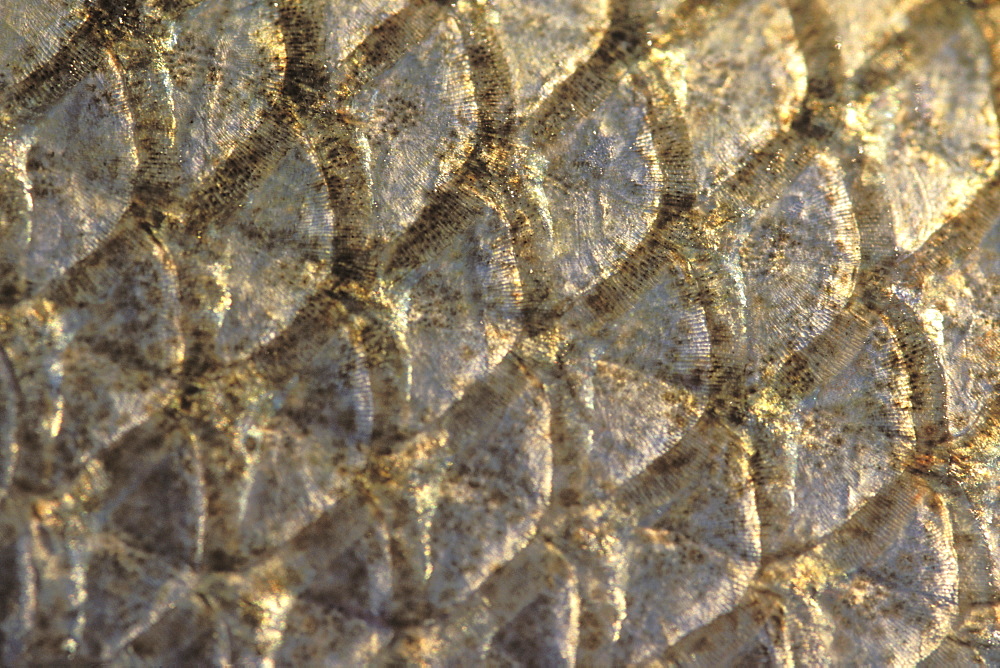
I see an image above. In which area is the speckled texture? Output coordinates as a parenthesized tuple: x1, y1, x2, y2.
(1, 0, 1000, 665)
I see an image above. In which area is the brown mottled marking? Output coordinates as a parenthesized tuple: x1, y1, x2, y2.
(333, 0, 447, 101)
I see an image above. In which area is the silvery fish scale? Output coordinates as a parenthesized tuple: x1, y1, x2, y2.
(0, 0, 999, 665)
